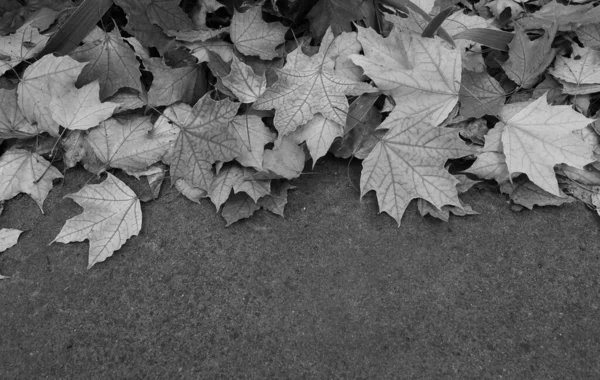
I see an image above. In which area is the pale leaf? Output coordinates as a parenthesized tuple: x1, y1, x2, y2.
(229, 114, 276, 170)
(230, 2, 287, 59)
(361, 117, 476, 226)
(0, 228, 23, 252)
(17, 55, 86, 136)
(221, 55, 266, 103)
(0, 21, 48, 76)
(0, 88, 39, 138)
(254, 39, 375, 138)
(288, 114, 343, 168)
(52, 173, 142, 269)
(87, 115, 178, 175)
(49, 81, 119, 130)
(0, 149, 63, 212)
(501, 93, 594, 195)
(145, 57, 199, 107)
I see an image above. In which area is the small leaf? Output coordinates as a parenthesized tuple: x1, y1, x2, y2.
(0, 149, 63, 212)
(230, 2, 287, 59)
(0, 228, 23, 252)
(52, 173, 142, 269)
(221, 192, 260, 226)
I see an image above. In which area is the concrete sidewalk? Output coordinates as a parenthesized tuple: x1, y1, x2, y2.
(1, 157, 599, 379)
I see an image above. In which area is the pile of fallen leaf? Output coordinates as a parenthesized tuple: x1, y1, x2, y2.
(0, 0, 599, 270)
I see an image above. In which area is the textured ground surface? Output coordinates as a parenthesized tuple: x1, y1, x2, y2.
(1, 157, 600, 379)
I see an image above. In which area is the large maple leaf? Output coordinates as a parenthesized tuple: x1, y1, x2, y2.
(52, 173, 142, 269)
(70, 29, 144, 100)
(361, 118, 476, 226)
(253, 35, 376, 138)
(350, 26, 461, 126)
(160, 94, 240, 191)
(500, 93, 594, 196)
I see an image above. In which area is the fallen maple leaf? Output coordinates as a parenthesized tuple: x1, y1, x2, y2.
(147, 0, 195, 33)
(113, 0, 173, 53)
(254, 31, 376, 138)
(49, 81, 119, 130)
(351, 26, 461, 125)
(288, 114, 343, 168)
(0, 228, 22, 252)
(17, 55, 86, 136)
(230, 2, 287, 59)
(52, 173, 142, 269)
(0, 21, 48, 76)
(361, 117, 476, 226)
(0, 88, 39, 138)
(501, 23, 556, 89)
(145, 56, 199, 107)
(160, 94, 240, 191)
(0, 149, 63, 212)
(307, 0, 372, 41)
(220, 55, 266, 103)
(229, 114, 276, 170)
(84, 115, 178, 175)
(70, 29, 144, 100)
(501, 93, 594, 196)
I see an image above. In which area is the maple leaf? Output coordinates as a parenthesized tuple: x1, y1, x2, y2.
(0, 149, 63, 212)
(289, 114, 343, 168)
(0, 21, 48, 76)
(360, 117, 476, 226)
(500, 93, 594, 196)
(260, 136, 305, 180)
(549, 45, 600, 88)
(257, 181, 294, 217)
(0, 228, 22, 252)
(144, 57, 199, 107)
(253, 36, 376, 138)
(160, 95, 240, 191)
(499, 176, 574, 209)
(49, 81, 119, 130)
(459, 70, 505, 118)
(83, 115, 178, 175)
(70, 29, 144, 100)
(220, 55, 266, 103)
(501, 23, 557, 89)
(52, 173, 142, 269)
(147, 0, 195, 32)
(230, 2, 287, 60)
(463, 125, 510, 183)
(209, 164, 270, 210)
(0, 88, 39, 138)
(113, 0, 173, 54)
(351, 26, 461, 126)
(221, 192, 260, 226)
(17, 55, 86, 136)
(307, 0, 371, 41)
(229, 114, 276, 170)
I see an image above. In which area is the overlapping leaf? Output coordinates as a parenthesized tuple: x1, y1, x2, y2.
(70, 29, 144, 100)
(0, 149, 63, 212)
(230, 2, 287, 59)
(360, 118, 476, 226)
(160, 94, 240, 191)
(254, 34, 376, 138)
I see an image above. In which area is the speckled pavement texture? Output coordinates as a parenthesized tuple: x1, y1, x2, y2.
(1, 157, 599, 379)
